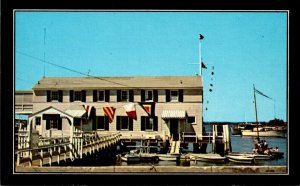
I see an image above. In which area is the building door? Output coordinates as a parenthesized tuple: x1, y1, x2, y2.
(170, 119, 179, 141)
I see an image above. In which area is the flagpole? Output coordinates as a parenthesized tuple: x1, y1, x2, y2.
(199, 36, 202, 76)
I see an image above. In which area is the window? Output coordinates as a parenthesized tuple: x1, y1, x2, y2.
(116, 116, 133, 131)
(141, 116, 158, 131)
(51, 91, 59, 101)
(46, 118, 62, 130)
(117, 90, 134, 102)
(35, 117, 41, 126)
(95, 116, 109, 130)
(74, 118, 81, 126)
(171, 91, 178, 102)
(121, 91, 128, 101)
(47, 90, 63, 102)
(146, 90, 153, 101)
(166, 89, 183, 102)
(187, 116, 196, 125)
(98, 91, 105, 101)
(70, 90, 86, 102)
(93, 90, 110, 102)
(74, 91, 82, 101)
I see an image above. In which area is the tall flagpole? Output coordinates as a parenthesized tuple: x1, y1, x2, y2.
(199, 36, 202, 76)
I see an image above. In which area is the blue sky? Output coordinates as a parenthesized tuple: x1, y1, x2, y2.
(15, 11, 287, 122)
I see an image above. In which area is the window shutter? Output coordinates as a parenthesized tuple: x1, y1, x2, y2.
(179, 89, 183, 102)
(117, 90, 121, 102)
(47, 90, 51, 102)
(129, 90, 134, 102)
(153, 116, 158, 131)
(105, 90, 110, 102)
(92, 117, 96, 130)
(105, 116, 109, 130)
(93, 90, 97, 102)
(166, 90, 170, 102)
(69, 90, 74, 102)
(46, 120, 50, 130)
(58, 90, 63, 102)
(116, 116, 121, 130)
(141, 90, 145, 102)
(81, 90, 86, 102)
(129, 118, 133, 131)
(141, 116, 145, 131)
(58, 118, 62, 130)
(153, 90, 158, 102)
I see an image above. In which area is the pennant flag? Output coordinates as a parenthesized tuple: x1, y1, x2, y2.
(211, 71, 214, 75)
(83, 105, 92, 118)
(201, 62, 207, 69)
(103, 107, 116, 123)
(255, 89, 272, 100)
(123, 103, 137, 120)
(138, 102, 156, 117)
(199, 34, 204, 40)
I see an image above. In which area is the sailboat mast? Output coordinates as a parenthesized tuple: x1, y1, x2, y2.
(253, 84, 259, 140)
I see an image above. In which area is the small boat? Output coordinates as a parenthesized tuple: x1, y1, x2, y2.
(121, 151, 140, 163)
(228, 152, 271, 160)
(139, 153, 159, 163)
(226, 155, 255, 164)
(231, 123, 246, 135)
(189, 153, 226, 163)
(157, 153, 181, 161)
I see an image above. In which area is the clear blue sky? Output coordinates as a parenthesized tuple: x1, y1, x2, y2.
(15, 11, 287, 122)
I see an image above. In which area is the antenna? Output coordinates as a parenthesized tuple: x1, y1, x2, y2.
(43, 28, 46, 77)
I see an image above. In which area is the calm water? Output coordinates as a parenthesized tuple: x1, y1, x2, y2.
(116, 124, 288, 167)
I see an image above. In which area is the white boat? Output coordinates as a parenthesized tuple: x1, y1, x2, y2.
(157, 153, 180, 161)
(189, 153, 226, 163)
(241, 128, 286, 137)
(228, 152, 270, 160)
(226, 155, 255, 164)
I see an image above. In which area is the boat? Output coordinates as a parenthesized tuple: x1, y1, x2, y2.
(241, 125, 286, 137)
(139, 153, 159, 163)
(226, 154, 255, 164)
(228, 152, 271, 160)
(189, 153, 226, 163)
(249, 84, 284, 159)
(157, 153, 181, 161)
(121, 150, 140, 163)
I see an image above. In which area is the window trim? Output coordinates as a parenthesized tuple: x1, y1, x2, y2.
(51, 91, 59, 101)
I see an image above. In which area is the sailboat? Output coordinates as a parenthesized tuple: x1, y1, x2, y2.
(241, 85, 284, 159)
(241, 85, 286, 137)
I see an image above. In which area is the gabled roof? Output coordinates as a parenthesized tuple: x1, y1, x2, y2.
(32, 76, 202, 90)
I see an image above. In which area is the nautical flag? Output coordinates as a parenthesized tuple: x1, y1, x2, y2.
(255, 89, 272, 100)
(103, 107, 116, 123)
(83, 105, 92, 119)
(199, 34, 204, 40)
(123, 103, 137, 120)
(201, 62, 207, 69)
(138, 102, 156, 117)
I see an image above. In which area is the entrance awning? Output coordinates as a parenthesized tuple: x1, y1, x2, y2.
(161, 110, 186, 119)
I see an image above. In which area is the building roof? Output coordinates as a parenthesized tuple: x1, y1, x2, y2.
(32, 76, 202, 90)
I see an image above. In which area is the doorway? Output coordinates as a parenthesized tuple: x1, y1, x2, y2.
(170, 119, 179, 141)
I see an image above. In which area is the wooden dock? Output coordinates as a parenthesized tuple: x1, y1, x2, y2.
(15, 131, 121, 167)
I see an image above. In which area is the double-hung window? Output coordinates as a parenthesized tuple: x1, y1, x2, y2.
(93, 116, 109, 130)
(166, 89, 183, 102)
(93, 90, 110, 102)
(116, 116, 133, 131)
(70, 90, 86, 102)
(141, 116, 158, 131)
(47, 90, 63, 102)
(117, 90, 134, 102)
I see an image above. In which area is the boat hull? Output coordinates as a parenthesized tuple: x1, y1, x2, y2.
(241, 130, 286, 137)
(189, 153, 226, 163)
(226, 155, 255, 164)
